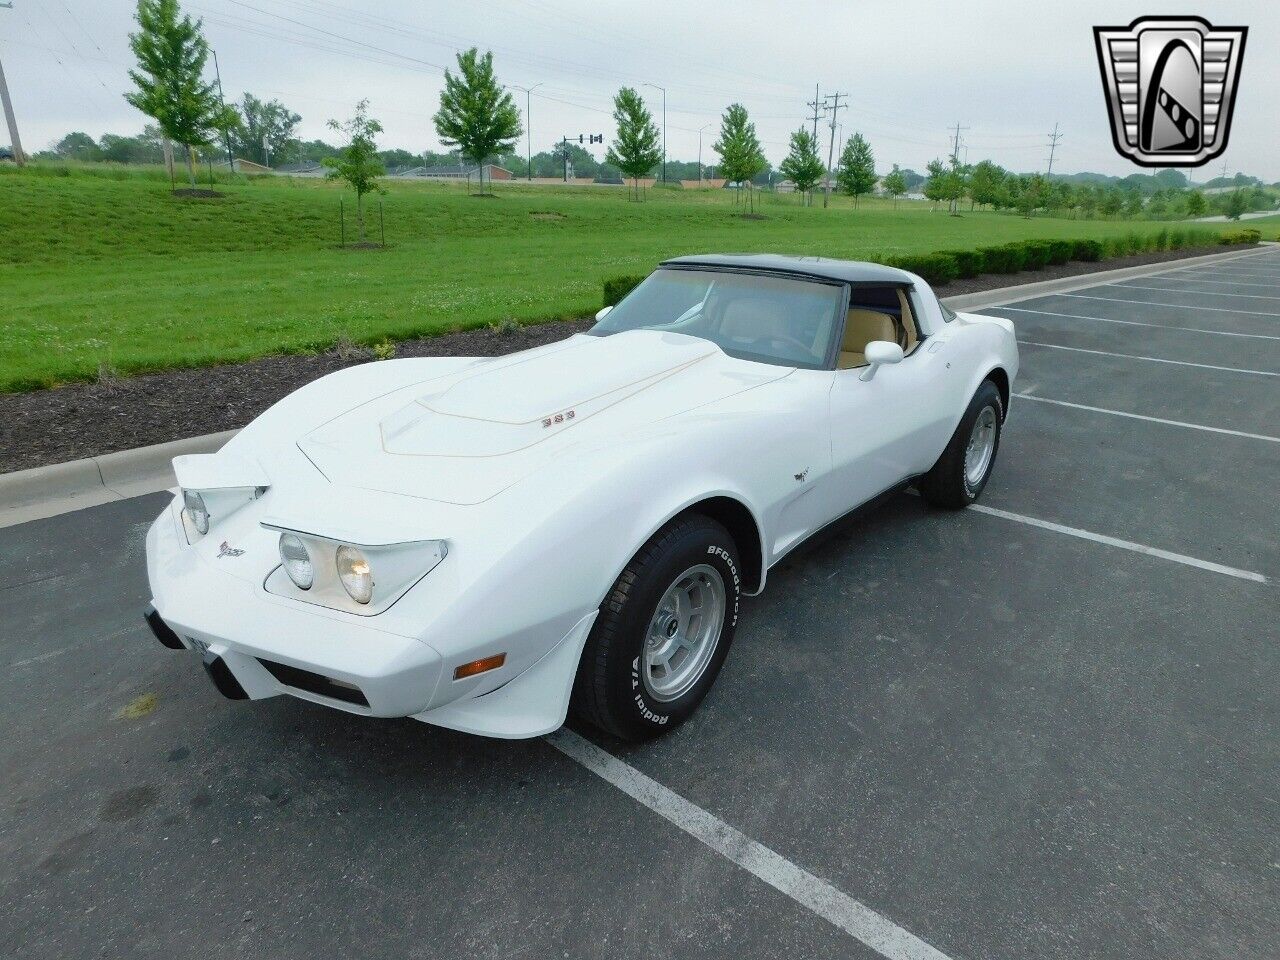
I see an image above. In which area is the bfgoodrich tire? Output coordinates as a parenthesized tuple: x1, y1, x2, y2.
(919, 380, 1004, 509)
(571, 514, 742, 742)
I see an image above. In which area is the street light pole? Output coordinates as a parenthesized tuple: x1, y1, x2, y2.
(698, 123, 711, 184)
(645, 82, 666, 183)
(511, 82, 542, 181)
(0, 0, 26, 167)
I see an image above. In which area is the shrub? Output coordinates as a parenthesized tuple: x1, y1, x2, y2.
(979, 244, 1025, 273)
(889, 252, 959, 286)
(1046, 239, 1073, 265)
(1018, 240, 1052, 270)
(938, 249, 985, 278)
(603, 273, 646, 306)
(1099, 237, 1127, 259)
(1124, 232, 1146, 255)
(1167, 229, 1186, 250)
(1153, 228, 1169, 250)
(1218, 228, 1261, 245)
(1072, 239, 1102, 262)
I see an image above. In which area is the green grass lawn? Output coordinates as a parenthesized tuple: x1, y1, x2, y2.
(0, 167, 1233, 391)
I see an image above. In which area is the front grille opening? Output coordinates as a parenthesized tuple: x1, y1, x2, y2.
(258, 658, 370, 707)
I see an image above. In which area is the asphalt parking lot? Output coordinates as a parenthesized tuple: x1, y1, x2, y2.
(3, 249, 1278, 960)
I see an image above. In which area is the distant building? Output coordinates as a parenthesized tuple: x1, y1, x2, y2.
(395, 163, 512, 182)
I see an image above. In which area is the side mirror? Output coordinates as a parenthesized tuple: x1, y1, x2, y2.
(859, 340, 905, 381)
(594, 305, 614, 322)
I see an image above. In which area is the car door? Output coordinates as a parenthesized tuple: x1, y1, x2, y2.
(822, 303, 960, 519)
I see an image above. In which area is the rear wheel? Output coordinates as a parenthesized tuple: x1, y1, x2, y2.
(571, 514, 742, 741)
(919, 380, 1004, 508)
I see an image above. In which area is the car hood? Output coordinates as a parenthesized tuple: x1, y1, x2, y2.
(298, 330, 791, 505)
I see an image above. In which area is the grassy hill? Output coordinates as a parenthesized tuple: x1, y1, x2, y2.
(0, 167, 1228, 391)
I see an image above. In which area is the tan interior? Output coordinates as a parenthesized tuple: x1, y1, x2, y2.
(836, 290, 920, 369)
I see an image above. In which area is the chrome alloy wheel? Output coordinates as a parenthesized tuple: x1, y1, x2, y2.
(964, 405, 998, 488)
(642, 564, 726, 703)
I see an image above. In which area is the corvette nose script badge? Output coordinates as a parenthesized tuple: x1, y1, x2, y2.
(1094, 16, 1246, 167)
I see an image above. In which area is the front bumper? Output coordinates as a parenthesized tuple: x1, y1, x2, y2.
(145, 505, 446, 718)
(144, 496, 599, 736)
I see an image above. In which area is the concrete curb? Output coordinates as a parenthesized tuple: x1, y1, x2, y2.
(2, 243, 1275, 529)
(942, 243, 1278, 312)
(0, 430, 237, 529)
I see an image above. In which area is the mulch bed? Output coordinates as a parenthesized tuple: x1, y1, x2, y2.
(0, 244, 1243, 474)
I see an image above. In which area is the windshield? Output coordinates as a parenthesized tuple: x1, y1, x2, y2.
(590, 268, 845, 369)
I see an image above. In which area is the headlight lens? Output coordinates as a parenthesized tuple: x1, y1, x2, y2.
(278, 533, 314, 590)
(336, 545, 373, 604)
(182, 490, 210, 535)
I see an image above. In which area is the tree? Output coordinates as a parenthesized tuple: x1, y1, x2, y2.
(125, 0, 239, 188)
(714, 103, 766, 214)
(324, 100, 385, 244)
(230, 93, 301, 167)
(881, 164, 907, 207)
(1099, 188, 1124, 218)
(605, 87, 661, 200)
(53, 132, 100, 161)
(1123, 190, 1144, 218)
(835, 132, 876, 208)
(1223, 190, 1249, 220)
(923, 157, 965, 213)
(1015, 174, 1047, 217)
(778, 127, 824, 205)
(1185, 190, 1207, 218)
(432, 47, 521, 195)
(968, 160, 1005, 210)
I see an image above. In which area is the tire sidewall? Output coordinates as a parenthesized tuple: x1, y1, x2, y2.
(609, 522, 742, 738)
(960, 385, 1003, 501)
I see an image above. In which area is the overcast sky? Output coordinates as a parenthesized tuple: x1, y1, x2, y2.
(3, 0, 1275, 180)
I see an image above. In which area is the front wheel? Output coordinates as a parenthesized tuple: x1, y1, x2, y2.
(919, 380, 1004, 508)
(571, 514, 742, 741)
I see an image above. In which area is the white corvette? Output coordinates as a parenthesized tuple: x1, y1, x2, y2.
(145, 254, 1017, 741)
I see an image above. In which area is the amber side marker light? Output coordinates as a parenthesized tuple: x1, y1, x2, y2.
(454, 653, 506, 680)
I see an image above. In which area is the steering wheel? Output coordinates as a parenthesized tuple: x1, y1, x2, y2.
(755, 332, 814, 357)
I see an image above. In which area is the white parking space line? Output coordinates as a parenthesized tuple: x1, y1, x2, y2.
(1018, 340, 1280, 377)
(963, 504, 1269, 584)
(1173, 269, 1280, 281)
(1014, 393, 1280, 444)
(1107, 282, 1280, 302)
(1056, 293, 1280, 318)
(998, 306, 1280, 341)
(548, 728, 954, 960)
(1130, 276, 1280, 290)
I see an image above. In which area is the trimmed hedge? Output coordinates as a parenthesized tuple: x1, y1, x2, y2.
(603, 228, 1260, 299)
(1220, 228, 1261, 244)
(886, 252, 959, 286)
(1072, 239, 1103, 261)
(938, 249, 986, 279)
(1019, 240, 1053, 270)
(977, 244, 1024, 273)
(602, 274, 646, 306)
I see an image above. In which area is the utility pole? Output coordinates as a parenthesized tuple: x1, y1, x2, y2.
(511, 83, 542, 180)
(698, 122, 711, 183)
(822, 91, 846, 208)
(1045, 121, 1063, 176)
(807, 84, 823, 143)
(0, 1, 26, 167)
(644, 83, 666, 183)
(947, 122, 969, 214)
(949, 121, 969, 165)
(211, 49, 234, 169)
